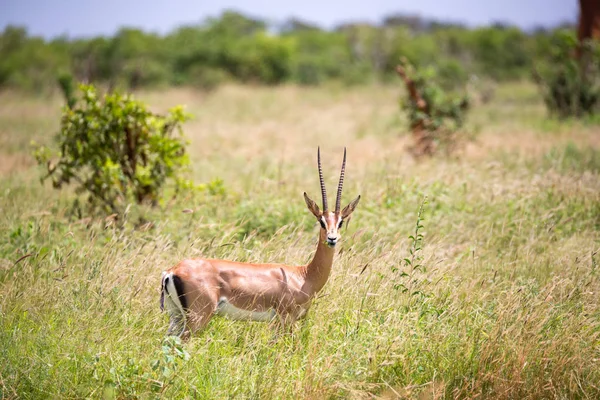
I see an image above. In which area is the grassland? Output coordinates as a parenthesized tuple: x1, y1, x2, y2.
(1, 82, 599, 399)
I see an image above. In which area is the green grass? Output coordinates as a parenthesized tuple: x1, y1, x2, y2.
(1, 83, 599, 399)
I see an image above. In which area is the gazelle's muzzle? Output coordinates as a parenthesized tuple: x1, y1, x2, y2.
(326, 235, 338, 247)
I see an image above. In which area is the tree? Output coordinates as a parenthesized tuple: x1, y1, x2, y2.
(577, 0, 600, 58)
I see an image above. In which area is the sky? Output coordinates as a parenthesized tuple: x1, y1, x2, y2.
(1, 0, 578, 39)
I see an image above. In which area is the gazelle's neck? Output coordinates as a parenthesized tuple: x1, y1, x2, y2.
(303, 229, 336, 294)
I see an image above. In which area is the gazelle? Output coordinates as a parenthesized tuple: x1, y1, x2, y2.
(160, 148, 360, 338)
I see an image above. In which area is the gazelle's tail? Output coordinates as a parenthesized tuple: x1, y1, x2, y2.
(161, 271, 188, 337)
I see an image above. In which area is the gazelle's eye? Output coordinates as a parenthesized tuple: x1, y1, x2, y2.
(338, 220, 344, 229)
(319, 219, 326, 229)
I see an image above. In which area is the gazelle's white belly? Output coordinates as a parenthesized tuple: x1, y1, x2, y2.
(215, 297, 277, 321)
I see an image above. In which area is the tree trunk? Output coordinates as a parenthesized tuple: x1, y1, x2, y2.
(395, 65, 434, 156)
(576, 0, 600, 59)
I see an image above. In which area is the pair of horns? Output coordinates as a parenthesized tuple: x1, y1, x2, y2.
(317, 147, 346, 214)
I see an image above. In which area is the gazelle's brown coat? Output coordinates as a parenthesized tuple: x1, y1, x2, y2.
(161, 148, 360, 338)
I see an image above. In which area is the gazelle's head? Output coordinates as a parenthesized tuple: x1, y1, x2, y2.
(304, 147, 361, 247)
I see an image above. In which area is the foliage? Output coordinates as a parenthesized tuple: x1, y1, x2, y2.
(57, 71, 76, 108)
(106, 28, 171, 89)
(186, 65, 231, 91)
(0, 12, 573, 92)
(390, 196, 432, 307)
(397, 58, 471, 156)
(533, 30, 600, 119)
(0, 26, 70, 92)
(469, 26, 531, 81)
(33, 84, 192, 216)
(287, 29, 352, 85)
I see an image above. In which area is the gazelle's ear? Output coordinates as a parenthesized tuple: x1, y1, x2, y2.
(303, 192, 321, 218)
(341, 195, 361, 219)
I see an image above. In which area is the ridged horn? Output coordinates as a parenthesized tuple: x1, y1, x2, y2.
(335, 147, 346, 214)
(318, 147, 328, 211)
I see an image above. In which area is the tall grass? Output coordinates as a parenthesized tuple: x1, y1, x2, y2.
(1, 83, 599, 398)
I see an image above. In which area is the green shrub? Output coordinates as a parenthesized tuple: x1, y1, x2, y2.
(228, 33, 294, 84)
(435, 59, 469, 91)
(396, 58, 470, 156)
(288, 30, 352, 85)
(340, 62, 373, 86)
(121, 59, 172, 89)
(292, 58, 325, 85)
(33, 84, 193, 216)
(533, 30, 600, 119)
(186, 65, 230, 91)
(57, 71, 76, 108)
(470, 26, 531, 81)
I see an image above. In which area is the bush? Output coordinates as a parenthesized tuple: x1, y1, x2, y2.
(292, 58, 325, 85)
(470, 27, 531, 81)
(0, 14, 568, 91)
(396, 58, 470, 156)
(435, 59, 469, 91)
(57, 71, 77, 108)
(186, 65, 230, 91)
(533, 30, 600, 119)
(33, 84, 193, 217)
(288, 30, 352, 85)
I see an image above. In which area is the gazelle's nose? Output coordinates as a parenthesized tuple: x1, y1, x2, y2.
(326, 235, 338, 245)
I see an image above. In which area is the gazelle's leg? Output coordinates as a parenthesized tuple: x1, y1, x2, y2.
(277, 310, 298, 335)
(267, 312, 290, 344)
(185, 290, 218, 336)
(164, 295, 187, 337)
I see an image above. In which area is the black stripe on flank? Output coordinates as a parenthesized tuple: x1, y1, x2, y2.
(172, 275, 188, 311)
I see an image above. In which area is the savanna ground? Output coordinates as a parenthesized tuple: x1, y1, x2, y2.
(1, 82, 599, 399)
